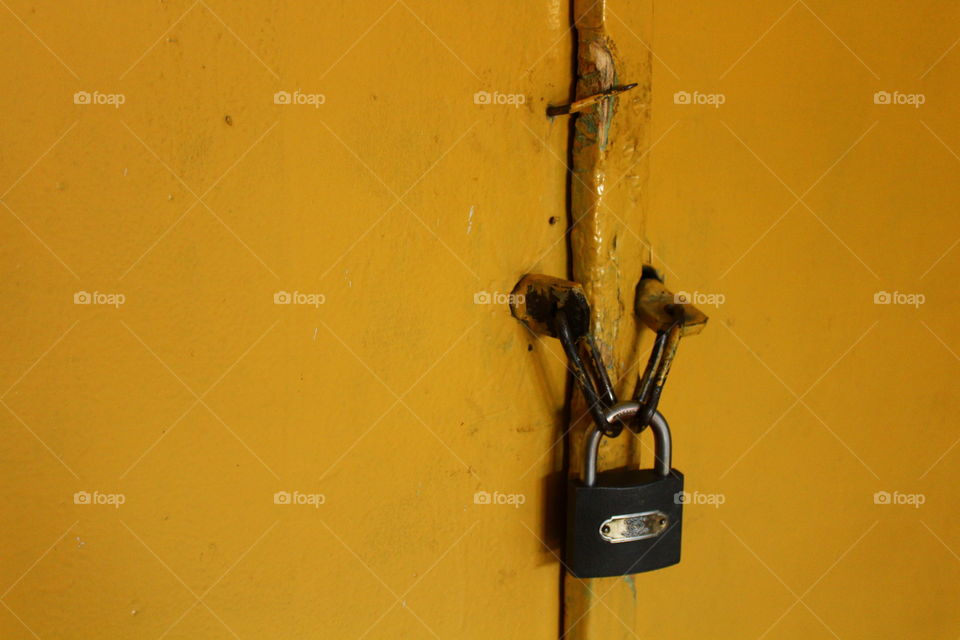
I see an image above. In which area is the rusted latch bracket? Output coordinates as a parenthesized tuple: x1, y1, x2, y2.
(511, 274, 591, 340)
(629, 268, 708, 432)
(510, 270, 708, 437)
(512, 274, 620, 435)
(634, 268, 708, 336)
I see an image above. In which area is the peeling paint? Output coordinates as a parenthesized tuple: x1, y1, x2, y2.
(564, 0, 651, 636)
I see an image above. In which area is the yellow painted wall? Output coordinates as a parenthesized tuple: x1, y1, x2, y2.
(0, 1, 957, 639)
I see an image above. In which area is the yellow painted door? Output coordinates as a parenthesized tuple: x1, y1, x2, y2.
(1, 2, 571, 638)
(642, 2, 960, 638)
(1, 2, 958, 639)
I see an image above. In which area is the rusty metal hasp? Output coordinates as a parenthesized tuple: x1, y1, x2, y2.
(510, 274, 591, 339)
(634, 268, 708, 336)
(511, 274, 620, 436)
(510, 270, 709, 435)
(628, 268, 709, 432)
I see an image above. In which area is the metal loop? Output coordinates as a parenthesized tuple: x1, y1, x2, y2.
(552, 280, 686, 440)
(582, 403, 672, 486)
(556, 313, 621, 437)
(631, 313, 684, 432)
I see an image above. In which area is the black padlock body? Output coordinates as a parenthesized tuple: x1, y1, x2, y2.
(566, 468, 683, 578)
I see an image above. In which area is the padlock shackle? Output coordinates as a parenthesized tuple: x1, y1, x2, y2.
(582, 403, 671, 486)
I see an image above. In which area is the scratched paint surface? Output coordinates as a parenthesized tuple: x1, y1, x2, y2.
(0, 2, 574, 638)
(563, 1, 655, 638)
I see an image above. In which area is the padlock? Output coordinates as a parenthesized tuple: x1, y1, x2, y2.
(566, 401, 684, 578)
